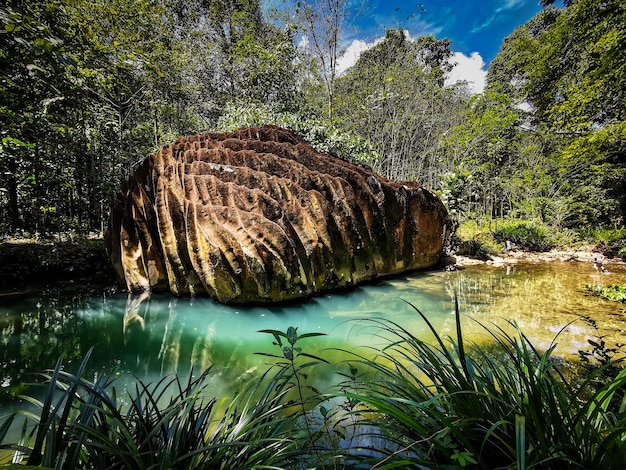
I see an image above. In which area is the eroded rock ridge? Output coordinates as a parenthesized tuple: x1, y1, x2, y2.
(106, 125, 451, 303)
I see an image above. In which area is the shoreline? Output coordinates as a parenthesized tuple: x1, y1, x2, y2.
(1, 238, 624, 295)
(452, 248, 626, 268)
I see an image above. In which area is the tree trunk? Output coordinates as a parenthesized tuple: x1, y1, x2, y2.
(6, 158, 21, 230)
(7, 174, 21, 230)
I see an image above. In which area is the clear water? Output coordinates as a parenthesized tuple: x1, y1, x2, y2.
(1, 261, 625, 412)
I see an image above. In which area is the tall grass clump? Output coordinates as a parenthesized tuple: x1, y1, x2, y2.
(0, 349, 303, 469)
(3, 313, 626, 469)
(338, 302, 626, 469)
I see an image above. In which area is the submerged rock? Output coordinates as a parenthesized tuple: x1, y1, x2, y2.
(106, 125, 452, 303)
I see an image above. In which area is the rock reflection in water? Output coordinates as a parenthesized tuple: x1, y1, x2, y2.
(123, 293, 218, 377)
(2, 261, 625, 411)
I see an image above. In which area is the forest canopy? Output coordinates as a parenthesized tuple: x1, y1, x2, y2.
(0, 0, 624, 236)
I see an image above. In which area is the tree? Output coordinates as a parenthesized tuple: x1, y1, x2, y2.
(295, 0, 355, 121)
(0, 0, 78, 231)
(0, 0, 304, 235)
(487, 6, 560, 104)
(334, 29, 468, 187)
(442, 92, 520, 222)
(487, 0, 626, 226)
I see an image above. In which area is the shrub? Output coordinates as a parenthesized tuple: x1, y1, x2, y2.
(493, 221, 553, 252)
(455, 237, 493, 260)
(215, 101, 381, 168)
(452, 230, 500, 259)
(579, 228, 626, 258)
(545, 227, 582, 249)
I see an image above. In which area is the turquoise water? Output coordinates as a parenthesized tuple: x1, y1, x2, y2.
(1, 261, 626, 411)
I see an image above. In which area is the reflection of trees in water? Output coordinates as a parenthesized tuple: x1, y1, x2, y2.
(0, 286, 121, 398)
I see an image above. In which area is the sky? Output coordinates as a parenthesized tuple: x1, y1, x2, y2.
(336, 0, 551, 94)
(264, 0, 553, 95)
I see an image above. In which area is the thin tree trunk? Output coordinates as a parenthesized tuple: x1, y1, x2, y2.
(7, 170, 21, 230)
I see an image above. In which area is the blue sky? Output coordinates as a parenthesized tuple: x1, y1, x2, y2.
(356, 0, 546, 65)
(263, 0, 556, 93)
(343, 0, 554, 93)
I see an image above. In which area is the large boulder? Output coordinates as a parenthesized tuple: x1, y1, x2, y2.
(105, 125, 452, 304)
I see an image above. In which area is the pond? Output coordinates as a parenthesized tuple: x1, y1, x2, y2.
(1, 260, 626, 415)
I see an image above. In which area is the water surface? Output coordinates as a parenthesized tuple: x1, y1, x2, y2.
(1, 261, 625, 410)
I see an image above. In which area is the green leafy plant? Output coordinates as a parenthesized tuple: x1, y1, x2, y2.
(257, 326, 337, 467)
(493, 220, 553, 252)
(337, 301, 626, 469)
(586, 284, 626, 304)
(0, 349, 303, 469)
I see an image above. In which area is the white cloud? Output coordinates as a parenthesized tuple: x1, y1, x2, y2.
(297, 35, 309, 49)
(336, 39, 374, 76)
(336, 39, 487, 95)
(444, 52, 487, 95)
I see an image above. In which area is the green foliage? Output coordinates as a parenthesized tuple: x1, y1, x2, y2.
(544, 226, 581, 249)
(2, 0, 624, 237)
(216, 102, 381, 167)
(333, 29, 468, 186)
(437, 170, 473, 220)
(486, 0, 626, 228)
(256, 326, 354, 467)
(493, 220, 553, 252)
(441, 91, 521, 220)
(579, 228, 626, 258)
(0, 349, 303, 468)
(586, 284, 626, 304)
(3, 315, 626, 468)
(456, 218, 589, 253)
(489, 0, 625, 132)
(0, 0, 304, 237)
(455, 236, 497, 260)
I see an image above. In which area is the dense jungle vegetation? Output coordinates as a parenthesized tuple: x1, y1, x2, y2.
(2, 2, 626, 468)
(1, 0, 624, 244)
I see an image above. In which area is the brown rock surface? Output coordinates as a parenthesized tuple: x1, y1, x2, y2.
(105, 125, 452, 303)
